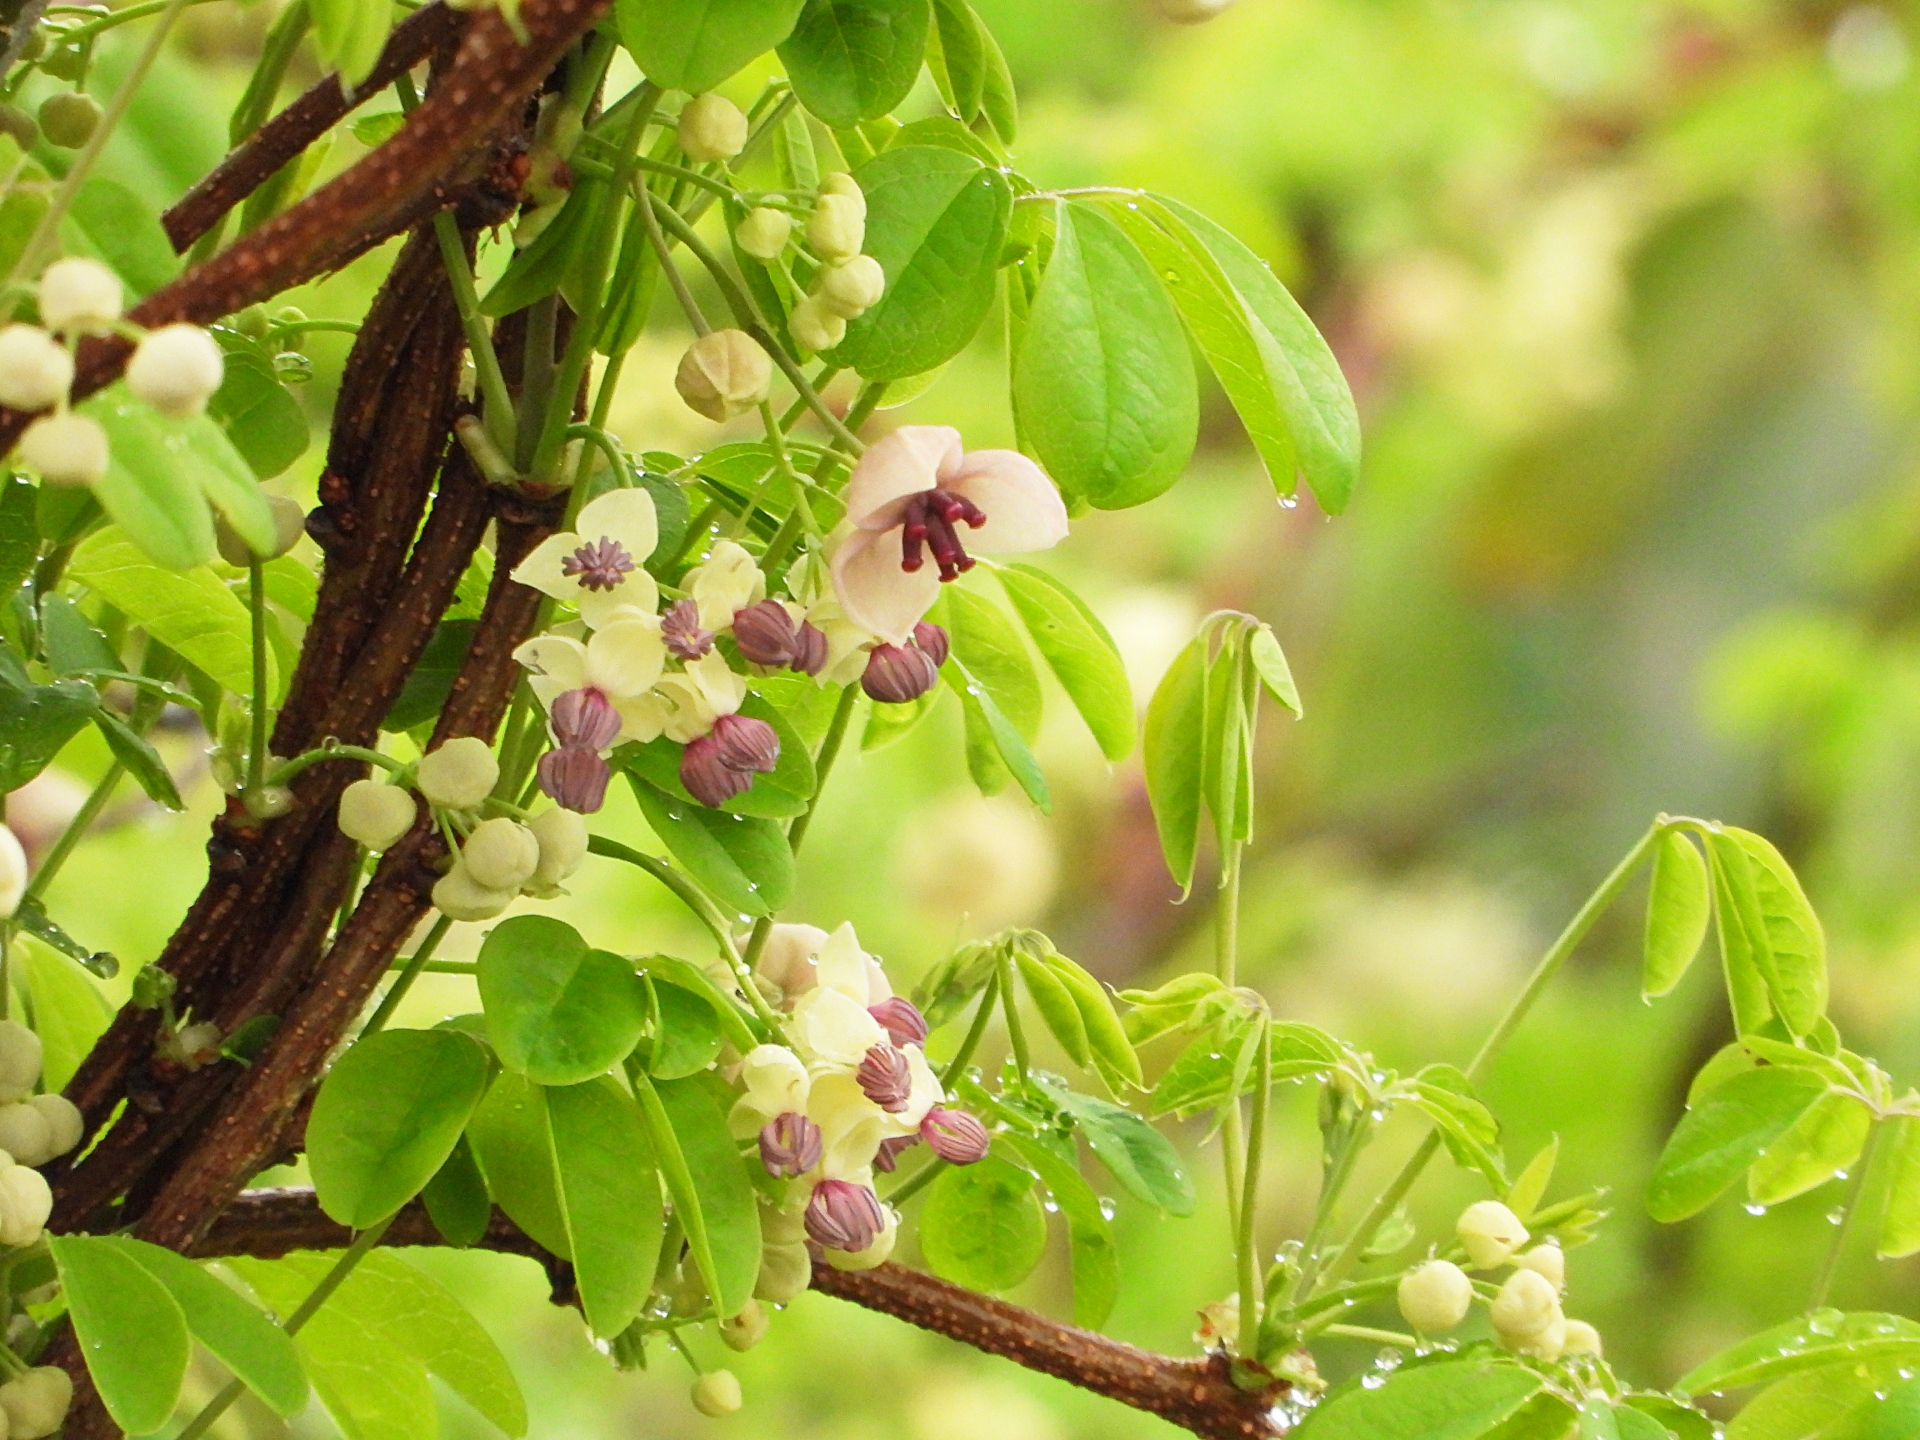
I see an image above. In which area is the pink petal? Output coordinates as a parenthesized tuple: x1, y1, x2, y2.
(831, 526, 941, 646)
(947, 449, 1069, 554)
(842, 426, 963, 531)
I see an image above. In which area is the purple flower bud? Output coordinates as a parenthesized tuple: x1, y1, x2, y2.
(920, 1106, 990, 1164)
(861, 642, 938, 704)
(680, 714, 782, 808)
(759, 1111, 823, 1179)
(868, 996, 928, 1049)
(790, 621, 829, 676)
(805, 1178, 884, 1251)
(550, 686, 621, 752)
(873, 1134, 919, 1173)
(661, 597, 714, 661)
(731, 599, 799, 666)
(912, 621, 950, 668)
(856, 1042, 912, 1113)
(538, 746, 611, 813)
(711, 712, 781, 773)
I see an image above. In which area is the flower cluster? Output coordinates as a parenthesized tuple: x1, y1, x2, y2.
(728, 173, 885, 353)
(1392, 1201, 1601, 1361)
(734, 924, 988, 1287)
(0, 1023, 74, 1249)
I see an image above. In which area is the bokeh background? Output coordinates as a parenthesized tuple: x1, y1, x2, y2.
(20, 0, 1920, 1433)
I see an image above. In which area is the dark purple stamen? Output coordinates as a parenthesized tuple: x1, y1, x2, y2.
(661, 597, 714, 660)
(560, 535, 636, 592)
(898, 488, 987, 582)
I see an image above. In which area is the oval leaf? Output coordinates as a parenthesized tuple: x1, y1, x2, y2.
(1294, 1359, 1541, 1440)
(1645, 831, 1711, 999)
(51, 1233, 191, 1434)
(1143, 633, 1208, 894)
(619, 0, 806, 92)
(996, 563, 1134, 761)
(920, 1154, 1047, 1292)
(478, 915, 649, 1085)
(779, 0, 932, 125)
(1648, 1065, 1826, 1223)
(545, 1079, 666, 1338)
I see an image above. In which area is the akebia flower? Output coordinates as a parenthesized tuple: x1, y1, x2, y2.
(920, 1106, 990, 1164)
(549, 686, 623, 751)
(683, 539, 766, 630)
(681, 712, 780, 807)
(758, 1112, 822, 1179)
(861, 635, 938, 703)
(538, 746, 611, 813)
(805, 1177, 884, 1251)
(868, 996, 927, 1048)
(855, 1042, 911, 1112)
(831, 426, 1068, 644)
(511, 489, 660, 628)
(650, 650, 749, 743)
(515, 621, 668, 735)
(661, 597, 714, 660)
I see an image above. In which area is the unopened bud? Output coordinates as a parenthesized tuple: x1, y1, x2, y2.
(0, 1163, 50, 1247)
(816, 255, 884, 318)
(920, 1106, 989, 1164)
(911, 621, 950, 668)
(338, 779, 417, 851)
(861, 642, 937, 703)
(549, 687, 621, 752)
(0, 827, 25, 919)
(805, 1177, 884, 1251)
(856, 1043, 911, 1113)
(127, 323, 224, 418)
(819, 172, 865, 213)
(679, 93, 748, 163)
(0, 1364, 71, 1438)
(1456, 1199, 1528, 1269)
(20, 412, 107, 487)
(217, 494, 307, 565)
(416, 736, 499, 810)
(730, 599, 799, 666)
(0, 325, 72, 412)
(873, 1134, 918, 1172)
(719, 1299, 768, 1352)
(27, 1094, 82, 1158)
(1560, 1319, 1602, 1357)
(538, 746, 611, 813)
(758, 1111, 822, 1179)
(676, 329, 771, 422)
(754, 1240, 812, 1303)
(661, 598, 714, 661)
(462, 817, 540, 891)
(36, 91, 98, 149)
(790, 621, 828, 676)
(0, 1104, 52, 1167)
(788, 295, 846, 354)
(1516, 1244, 1564, 1292)
(1396, 1260, 1472, 1333)
(1511, 1315, 1566, 1361)
(0, 1023, 43, 1104)
(36, 256, 119, 334)
(868, 996, 927, 1048)
(680, 713, 780, 808)
(736, 207, 792, 260)
(432, 859, 515, 923)
(528, 806, 588, 889)
(1489, 1268, 1562, 1344)
(691, 1368, 742, 1417)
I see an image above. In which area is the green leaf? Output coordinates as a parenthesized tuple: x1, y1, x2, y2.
(1579, 1400, 1623, 1440)
(929, 0, 985, 120)
(614, 691, 815, 818)
(834, 145, 1011, 381)
(208, 341, 310, 479)
(1043, 949, 1142, 1091)
(646, 978, 725, 1078)
(912, 940, 1000, 1030)
(51, 1233, 191, 1434)
(1294, 1359, 1542, 1440)
(96, 708, 185, 809)
(545, 1079, 666, 1337)
(1677, 1312, 1920, 1396)
(382, 619, 476, 733)
(1746, 1091, 1869, 1205)
(996, 563, 1133, 760)
(636, 1073, 762, 1316)
(1727, 1363, 1893, 1440)
(1144, 632, 1207, 894)
(619, 0, 806, 92)
(88, 390, 276, 566)
(114, 1237, 307, 1418)
(1015, 201, 1197, 510)
(779, 0, 931, 126)
(973, 2, 1015, 142)
(1877, 1114, 1920, 1258)
(1411, 1064, 1507, 1189)
(639, 954, 761, 1053)
(1645, 831, 1711, 999)
(467, 1070, 571, 1257)
(995, 1133, 1119, 1329)
(0, 478, 38, 603)
(0, 674, 97, 791)
(1725, 827, 1827, 1037)
(22, 936, 111, 1091)
(1120, 971, 1227, 1045)
(351, 110, 405, 147)
(1247, 623, 1302, 717)
(1505, 1136, 1558, 1222)
(943, 584, 1041, 740)
(1012, 946, 1088, 1066)
(946, 657, 1051, 810)
(1709, 836, 1776, 1037)
(920, 1154, 1048, 1291)
(1200, 627, 1250, 855)
(40, 594, 115, 676)
(69, 527, 271, 694)
(478, 915, 649, 1086)
(67, 176, 179, 297)
(630, 777, 795, 917)
(481, 182, 597, 318)
(308, 1028, 492, 1228)
(1150, 1011, 1345, 1118)
(1042, 1082, 1196, 1216)
(1807, 1372, 1920, 1440)
(308, 0, 393, 86)
(862, 681, 938, 750)
(1648, 1066, 1828, 1222)
(1623, 1397, 1716, 1440)
(422, 1135, 493, 1247)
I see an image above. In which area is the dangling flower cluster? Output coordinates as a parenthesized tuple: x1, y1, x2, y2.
(1, 257, 225, 489)
(792, 174, 882, 353)
(732, 923, 989, 1290)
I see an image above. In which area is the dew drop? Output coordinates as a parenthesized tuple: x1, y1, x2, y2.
(1099, 1198, 1117, 1220)
(1827, 1206, 1847, 1226)
(1744, 1203, 1767, 1216)
(1279, 495, 1298, 509)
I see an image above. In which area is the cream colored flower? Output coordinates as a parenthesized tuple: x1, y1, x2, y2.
(511, 489, 660, 629)
(512, 618, 669, 741)
(683, 539, 766, 630)
(647, 650, 748, 743)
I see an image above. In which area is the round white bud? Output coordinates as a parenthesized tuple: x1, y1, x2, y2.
(1489, 1267, 1562, 1344)
(126, 323, 224, 417)
(37, 257, 121, 336)
(528, 807, 588, 890)
(461, 818, 540, 892)
(0, 1163, 52, 1246)
(1512, 1314, 1566, 1361)
(691, 1369, 742, 1417)
(1516, 1244, 1564, 1292)
(0, 1365, 71, 1438)
(719, 1298, 768, 1352)
(806, 193, 864, 262)
(678, 93, 748, 163)
(788, 295, 846, 354)
(0, 825, 25, 918)
(217, 494, 307, 565)
(1396, 1259, 1473, 1333)
(753, 1240, 812, 1303)
(819, 172, 865, 217)
(338, 780, 418, 851)
(242, 784, 293, 820)
(26, 1094, 81, 1158)
(0, 325, 72, 412)
(19, 412, 108, 487)
(735, 207, 792, 260)
(675, 328, 772, 422)
(1561, 1319, 1602, 1357)
(1457, 1199, 1529, 1269)
(432, 860, 515, 923)
(815, 255, 884, 319)
(415, 736, 498, 811)
(0, 1023, 43, 1105)
(0, 1105, 52, 1168)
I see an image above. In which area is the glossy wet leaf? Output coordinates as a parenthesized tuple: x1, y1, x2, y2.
(1878, 1114, 1920, 1258)
(636, 1073, 762, 1316)
(1293, 1358, 1541, 1440)
(1677, 1311, 1920, 1396)
(467, 1070, 572, 1259)
(620, 0, 807, 94)
(996, 562, 1133, 760)
(422, 1134, 492, 1248)
(630, 777, 795, 917)
(1649, 1064, 1826, 1221)
(1746, 1090, 1869, 1205)
(69, 527, 270, 694)
(920, 1154, 1048, 1292)
(779, 0, 931, 125)
(646, 978, 726, 1078)
(996, 1133, 1119, 1328)
(1043, 1083, 1196, 1216)
(545, 1078, 665, 1338)
(1645, 831, 1712, 999)
(51, 1233, 191, 1434)
(478, 915, 648, 1085)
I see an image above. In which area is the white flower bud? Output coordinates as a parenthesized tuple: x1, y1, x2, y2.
(126, 323, 224, 418)
(753, 1240, 812, 1303)
(462, 817, 540, 892)
(815, 255, 884, 319)
(37, 257, 121, 336)
(678, 93, 748, 163)
(26, 1094, 81, 1158)
(0, 1023, 42, 1105)
(1512, 1314, 1566, 1361)
(1457, 1199, 1528, 1269)
(0, 1365, 72, 1438)
(166, 1021, 223, 1068)
(788, 295, 845, 354)
(432, 860, 515, 923)
(1489, 1267, 1562, 1344)
(217, 494, 307, 565)
(19, 412, 108, 488)
(0, 1163, 51, 1246)
(691, 1369, 742, 1417)
(242, 784, 293, 820)
(819, 171, 865, 217)
(1516, 1244, 1564, 1292)
(675, 329, 771, 422)
(719, 1298, 768, 1352)
(735, 207, 792, 260)
(1396, 1259, 1472, 1333)
(338, 780, 418, 851)
(0, 1105, 52, 1168)
(807, 193, 864, 262)
(0, 325, 72, 412)
(1561, 1319, 1602, 1357)
(527, 807, 588, 890)
(0, 825, 25, 918)
(415, 736, 498, 810)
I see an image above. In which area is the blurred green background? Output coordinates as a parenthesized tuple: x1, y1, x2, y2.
(23, 0, 1920, 1433)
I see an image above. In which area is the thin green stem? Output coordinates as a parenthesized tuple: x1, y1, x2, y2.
(1809, 1118, 1881, 1312)
(363, 915, 453, 1037)
(1290, 1114, 1371, 1302)
(1237, 1017, 1271, 1361)
(940, 970, 1001, 1087)
(247, 560, 269, 793)
(785, 683, 857, 859)
(999, 958, 1030, 1077)
(267, 744, 406, 787)
(1216, 844, 1242, 986)
(636, 174, 710, 336)
(884, 1156, 945, 1206)
(1321, 1324, 1418, 1347)
(432, 207, 516, 460)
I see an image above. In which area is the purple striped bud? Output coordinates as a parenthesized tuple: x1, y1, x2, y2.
(861, 642, 938, 703)
(538, 747, 611, 813)
(550, 687, 621, 752)
(680, 714, 781, 807)
(856, 1042, 912, 1113)
(805, 1178, 884, 1251)
(759, 1111, 822, 1179)
(873, 1135, 919, 1173)
(662, 598, 714, 661)
(912, 621, 950, 668)
(920, 1106, 990, 1164)
(790, 621, 829, 676)
(868, 996, 928, 1049)
(731, 600, 799, 666)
